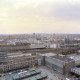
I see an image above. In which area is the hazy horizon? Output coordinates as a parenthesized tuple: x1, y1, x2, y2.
(0, 0, 80, 34)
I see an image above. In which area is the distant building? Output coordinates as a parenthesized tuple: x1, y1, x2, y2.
(49, 42, 60, 48)
(65, 38, 72, 44)
(29, 43, 47, 49)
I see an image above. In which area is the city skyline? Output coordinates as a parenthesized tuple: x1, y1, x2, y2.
(0, 0, 80, 34)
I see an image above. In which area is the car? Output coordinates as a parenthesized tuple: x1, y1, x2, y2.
(77, 78, 80, 80)
(12, 70, 18, 73)
(20, 70, 23, 72)
(26, 68, 29, 70)
(8, 72, 12, 75)
(30, 69, 36, 72)
(18, 71, 27, 75)
(66, 78, 70, 80)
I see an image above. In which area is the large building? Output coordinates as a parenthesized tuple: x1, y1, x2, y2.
(29, 43, 47, 49)
(37, 53, 75, 75)
(67, 54, 80, 66)
(0, 52, 38, 72)
(0, 52, 8, 63)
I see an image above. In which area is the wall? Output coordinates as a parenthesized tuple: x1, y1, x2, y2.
(64, 60, 75, 75)
(45, 56, 64, 73)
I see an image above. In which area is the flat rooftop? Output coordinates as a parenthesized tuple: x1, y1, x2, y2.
(51, 55, 73, 62)
(67, 54, 80, 61)
(38, 53, 56, 57)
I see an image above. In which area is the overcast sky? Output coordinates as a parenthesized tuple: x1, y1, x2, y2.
(0, 0, 80, 34)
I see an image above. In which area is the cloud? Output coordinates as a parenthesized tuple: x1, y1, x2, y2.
(53, 3, 80, 22)
(0, 0, 80, 34)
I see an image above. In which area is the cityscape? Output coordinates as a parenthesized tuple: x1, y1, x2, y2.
(0, 0, 80, 80)
(0, 34, 80, 80)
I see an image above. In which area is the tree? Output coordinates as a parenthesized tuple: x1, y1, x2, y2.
(0, 69, 3, 74)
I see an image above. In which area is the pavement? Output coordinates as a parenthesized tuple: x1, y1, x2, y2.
(38, 66, 78, 80)
(38, 66, 65, 80)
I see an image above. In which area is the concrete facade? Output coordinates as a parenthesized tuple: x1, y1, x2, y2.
(37, 53, 75, 75)
(0, 52, 38, 72)
(0, 60, 37, 72)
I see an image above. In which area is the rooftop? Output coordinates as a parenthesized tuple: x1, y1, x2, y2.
(51, 55, 73, 62)
(38, 53, 56, 57)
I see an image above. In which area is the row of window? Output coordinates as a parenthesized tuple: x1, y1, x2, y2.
(2, 60, 37, 71)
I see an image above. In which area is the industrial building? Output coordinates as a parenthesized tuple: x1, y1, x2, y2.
(37, 53, 75, 75)
(29, 43, 47, 49)
(66, 54, 80, 76)
(71, 67, 80, 76)
(0, 52, 38, 72)
(0, 42, 47, 52)
(0, 43, 30, 51)
(67, 54, 80, 66)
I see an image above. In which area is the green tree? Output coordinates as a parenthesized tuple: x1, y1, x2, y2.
(0, 69, 3, 74)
